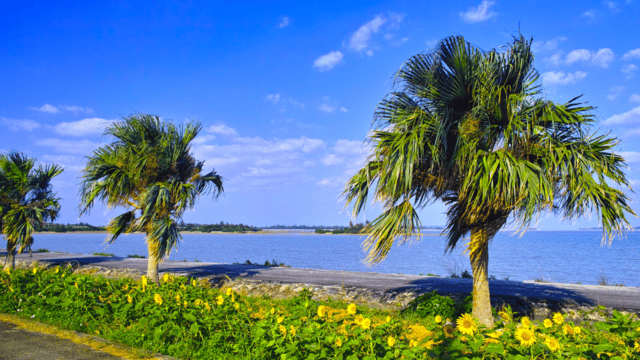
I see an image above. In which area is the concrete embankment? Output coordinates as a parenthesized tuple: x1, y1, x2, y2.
(2, 250, 639, 322)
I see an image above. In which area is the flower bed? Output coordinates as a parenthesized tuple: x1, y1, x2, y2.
(1, 266, 639, 359)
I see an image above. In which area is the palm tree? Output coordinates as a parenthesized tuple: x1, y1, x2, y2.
(79, 114, 224, 283)
(0, 152, 63, 270)
(343, 35, 635, 327)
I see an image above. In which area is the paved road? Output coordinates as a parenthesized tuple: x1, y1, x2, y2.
(3, 250, 640, 311)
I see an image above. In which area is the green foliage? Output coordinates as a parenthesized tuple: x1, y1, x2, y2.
(1, 267, 639, 360)
(33, 222, 107, 233)
(92, 252, 116, 257)
(180, 222, 260, 233)
(403, 291, 472, 320)
(234, 259, 289, 267)
(32, 249, 50, 253)
(126, 254, 146, 259)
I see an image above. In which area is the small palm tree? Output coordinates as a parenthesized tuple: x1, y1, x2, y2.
(343, 35, 635, 327)
(79, 114, 224, 283)
(0, 152, 63, 270)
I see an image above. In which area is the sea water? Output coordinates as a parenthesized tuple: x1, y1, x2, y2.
(25, 230, 640, 287)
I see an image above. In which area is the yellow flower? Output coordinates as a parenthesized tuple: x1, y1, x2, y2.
(443, 325, 455, 338)
(543, 319, 553, 328)
(74, 282, 78, 290)
(347, 303, 357, 315)
(226, 288, 233, 296)
(141, 276, 147, 292)
(277, 316, 284, 324)
(520, 316, 531, 328)
(54, 267, 60, 274)
(194, 299, 203, 306)
(183, 300, 188, 308)
(289, 325, 296, 337)
(486, 331, 501, 339)
(162, 273, 169, 282)
(126, 295, 133, 304)
(386, 316, 391, 323)
(123, 285, 128, 290)
(192, 279, 197, 287)
(335, 338, 342, 347)
(634, 341, 640, 352)
(176, 294, 181, 302)
(361, 318, 371, 330)
(279, 325, 287, 336)
(217, 295, 224, 305)
(318, 305, 327, 318)
(233, 303, 239, 310)
(32, 268, 37, 275)
(574, 326, 582, 335)
(409, 340, 418, 347)
(545, 337, 560, 352)
(498, 311, 510, 322)
(552, 312, 564, 325)
(435, 315, 442, 323)
(387, 336, 396, 347)
(516, 327, 536, 347)
(562, 324, 574, 336)
(270, 308, 275, 315)
(456, 314, 477, 336)
(154, 293, 163, 305)
(204, 302, 211, 311)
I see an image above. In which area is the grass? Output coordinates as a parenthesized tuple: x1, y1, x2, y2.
(92, 252, 116, 257)
(1, 266, 639, 359)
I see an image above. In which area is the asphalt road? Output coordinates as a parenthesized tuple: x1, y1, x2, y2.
(3, 250, 640, 312)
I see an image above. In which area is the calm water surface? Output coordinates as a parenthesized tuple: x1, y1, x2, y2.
(29, 230, 640, 287)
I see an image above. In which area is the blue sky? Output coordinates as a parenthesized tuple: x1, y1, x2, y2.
(1, 0, 640, 229)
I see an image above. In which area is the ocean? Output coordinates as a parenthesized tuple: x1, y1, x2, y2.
(25, 230, 640, 287)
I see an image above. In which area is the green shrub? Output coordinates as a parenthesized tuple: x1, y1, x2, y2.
(403, 291, 472, 320)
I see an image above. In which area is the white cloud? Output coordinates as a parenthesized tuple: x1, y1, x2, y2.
(318, 103, 335, 113)
(582, 10, 598, 20)
(59, 105, 93, 114)
(565, 48, 614, 68)
(207, 124, 238, 136)
(619, 151, 640, 163)
(460, 0, 498, 23)
(348, 15, 387, 51)
(531, 37, 567, 53)
(317, 140, 372, 189)
(54, 118, 115, 136)
(322, 154, 344, 165)
(545, 53, 563, 67)
(278, 16, 290, 28)
(603, 106, 640, 126)
(266, 93, 281, 104)
(622, 49, 640, 60)
(1, 117, 41, 131)
(340, 107, 348, 113)
(541, 71, 587, 86)
(35, 138, 101, 155)
(622, 64, 638, 79)
(41, 154, 85, 172)
(33, 103, 59, 114)
(630, 94, 640, 103)
(313, 51, 344, 71)
(607, 86, 627, 100)
(605, 1, 619, 10)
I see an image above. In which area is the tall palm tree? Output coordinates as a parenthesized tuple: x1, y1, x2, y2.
(0, 152, 63, 270)
(79, 114, 224, 283)
(343, 35, 635, 327)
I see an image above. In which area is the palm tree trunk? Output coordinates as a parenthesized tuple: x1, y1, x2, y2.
(4, 242, 16, 270)
(469, 227, 494, 327)
(147, 242, 160, 284)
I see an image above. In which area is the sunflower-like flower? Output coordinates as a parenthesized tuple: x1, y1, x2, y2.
(318, 305, 327, 318)
(226, 288, 233, 296)
(387, 336, 396, 347)
(192, 279, 197, 287)
(562, 324, 574, 336)
(154, 293, 163, 305)
(516, 327, 536, 347)
(204, 302, 211, 311)
(520, 316, 531, 328)
(347, 303, 357, 315)
(335, 337, 342, 347)
(289, 325, 296, 337)
(194, 299, 203, 306)
(574, 326, 582, 335)
(126, 295, 133, 304)
(162, 273, 169, 282)
(552, 312, 564, 325)
(386, 316, 391, 323)
(32, 268, 37, 275)
(183, 300, 188, 308)
(270, 308, 275, 315)
(443, 325, 455, 338)
(361, 318, 371, 330)
(233, 302, 239, 310)
(141, 276, 147, 291)
(498, 311, 510, 322)
(456, 314, 477, 336)
(279, 325, 287, 337)
(176, 294, 181, 302)
(435, 315, 442, 323)
(217, 295, 224, 305)
(544, 337, 560, 352)
(277, 316, 284, 324)
(543, 319, 553, 328)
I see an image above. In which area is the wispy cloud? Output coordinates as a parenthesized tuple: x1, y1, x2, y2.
(460, 0, 498, 23)
(630, 94, 640, 103)
(565, 48, 614, 68)
(313, 51, 344, 71)
(347, 13, 404, 55)
(207, 124, 238, 136)
(31, 104, 93, 114)
(622, 48, 640, 61)
(531, 37, 567, 53)
(318, 103, 335, 113)
(278, 16, 290, 28)
(622, 64, 638, 79)
(1, 117, 41, 131)
(34, 138, 101, 155)
(54, 118, 115, 136)
(603, 106, 640, 126)
(318, 140, 372, 188)
(266, 94, 281, 104)
(582, 9, 598, 20)
(41, 154, 85, 172)
(618, 151, 640, 163)
(542, 71, 587, 86)
(607, 86, 627, 100)
(32, 103, 59, 114)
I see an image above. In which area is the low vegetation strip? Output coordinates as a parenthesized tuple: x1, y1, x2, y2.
(1, 266, 640, 359)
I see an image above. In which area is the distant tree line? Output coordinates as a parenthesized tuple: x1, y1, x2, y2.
(262, 224, 345, 229)
(33, 222, 107, 233)
(178, 222, 260, 233)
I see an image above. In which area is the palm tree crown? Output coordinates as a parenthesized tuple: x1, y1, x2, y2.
(0, 152, 63, 269)
(79, 114, 223, 282)
(343, 35, 634, 326)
